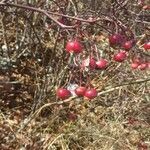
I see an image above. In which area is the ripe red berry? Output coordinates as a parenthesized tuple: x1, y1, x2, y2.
(109, 34, 124, 46)
(143, 5, 150, 10)
(147, 62, 150, 69)
(75, 86, 87, 97)
(138, 63, 148, 70)
(96, 59, 108, 69)
(131, 63, 139, 69)
(66, 40, 83, 53)
(84, 88, 98, 99)
(113, 51, 127, 62)
(56, 88, 71, 100)
(131, 57, 142, 69)
(89, 57, 96, 69)
(132, 57, 142, 64)
(81, 57, 96, 69)
(143, 41, 150, 50)
(122, 40, 134, 51)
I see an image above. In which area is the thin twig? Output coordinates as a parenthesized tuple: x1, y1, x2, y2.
(17, 77, 150, 132)
(0, 2, 111, 26)
(0, 2, 76, 29)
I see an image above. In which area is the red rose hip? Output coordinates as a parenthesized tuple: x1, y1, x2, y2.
(143, 41, 150, 50)
(89, 57, 96, 69)
(113, 51, 127, 62)
(131, 63, 139, 69)
(66, 40, 83, 53)
(96, 59, 108, 69)
(138, 63, 148, 70)
(132, 57, 142, 64)
(57, 88, 71, 100)
(147, 62, 150, 69)
(122, 40, 134, 51)
(84, 88, 98, 99)
(75, 86, 87, 97)
(109, 34, 124, 46)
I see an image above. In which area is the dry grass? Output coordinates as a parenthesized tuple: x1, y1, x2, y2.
(0, 0, 150, 150)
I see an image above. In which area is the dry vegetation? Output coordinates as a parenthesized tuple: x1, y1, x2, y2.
(0, 0, 150, 149)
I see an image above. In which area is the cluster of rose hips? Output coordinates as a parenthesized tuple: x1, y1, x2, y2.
(131, 58, 150, 70)
(109, 34, 150, 70)
(57, 87, 97, 100)
(56, 34, 149, 100)
(56, 39, 98, 100)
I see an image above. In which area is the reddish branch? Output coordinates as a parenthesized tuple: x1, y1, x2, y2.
(1, 2, 135, 33)
(0, 2, 104, 29)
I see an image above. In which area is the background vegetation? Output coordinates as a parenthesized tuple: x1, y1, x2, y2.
(0, 0, 149, 149)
